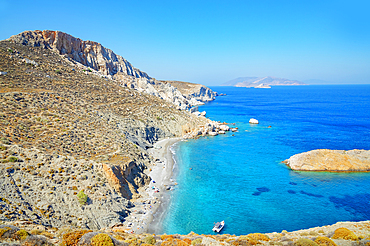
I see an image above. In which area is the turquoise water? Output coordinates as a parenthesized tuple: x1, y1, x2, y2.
(160, 85, 370, 235)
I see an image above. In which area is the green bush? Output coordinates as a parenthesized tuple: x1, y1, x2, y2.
(143, 235, 156, 245)
(77, 190, 88, 205)
(1, 137, 10, 145)
(191, 238, 202, 245)
(55, 69, 62, 74)
(8, 156, 18, 162)
(156, 116, 162, 120)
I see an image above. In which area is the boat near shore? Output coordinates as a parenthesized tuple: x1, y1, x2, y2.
(212, 221, 225, 233)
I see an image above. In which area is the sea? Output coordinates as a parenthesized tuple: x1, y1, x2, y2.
(157, 85, 370, 236)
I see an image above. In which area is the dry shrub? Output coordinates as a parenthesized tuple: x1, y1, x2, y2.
(247, 233, 270, 242)
(60, 229, 92, 246)
(314, 236, 337, 246)
(183, 238, 192, 244)
(176, 239, 191, 246)
(332, 228, 358, 241)
(91, 233, 114, 246)
(161, 234, 174, 240)
(294, 238, 319, 246)
(161, 238, 176, 246)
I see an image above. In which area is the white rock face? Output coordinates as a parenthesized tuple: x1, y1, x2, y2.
(249, 118, 259, 124)
(219, 125, 230, 131)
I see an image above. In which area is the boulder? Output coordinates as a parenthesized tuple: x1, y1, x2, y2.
(219, 125, 230, 131)
(249, 118, 259, 124)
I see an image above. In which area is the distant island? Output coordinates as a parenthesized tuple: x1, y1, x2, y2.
(221, 76, 306, 88)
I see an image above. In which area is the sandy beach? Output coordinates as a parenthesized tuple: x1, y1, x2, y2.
(121, 137, 181, 234)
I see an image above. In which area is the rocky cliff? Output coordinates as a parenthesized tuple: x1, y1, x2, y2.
(8, 30, 217, 110)
(161, 80, 217, 105)
(284, 149, 370, 172)
(0, 38, 223, 229)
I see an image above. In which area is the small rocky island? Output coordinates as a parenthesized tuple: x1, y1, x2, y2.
(284, 149, 370, 172)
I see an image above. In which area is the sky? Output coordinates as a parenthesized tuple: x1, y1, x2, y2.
(1, 0, 369, 85)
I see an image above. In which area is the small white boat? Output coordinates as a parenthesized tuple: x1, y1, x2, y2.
(212, 220, 225, 233)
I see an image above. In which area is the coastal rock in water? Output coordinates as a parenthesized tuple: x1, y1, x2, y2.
(284, 149, 370, 172)
(249, 118, 259, 124)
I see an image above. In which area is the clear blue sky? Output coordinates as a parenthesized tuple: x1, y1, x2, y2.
(1, 0, 369, 85)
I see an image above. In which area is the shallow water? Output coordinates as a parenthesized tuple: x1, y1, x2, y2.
(159, 85, 370, 235)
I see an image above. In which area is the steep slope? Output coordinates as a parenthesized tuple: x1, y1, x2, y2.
(0, 39, 221, 229)
(8, 30, 216, 109)
(222, 76, 306, 87)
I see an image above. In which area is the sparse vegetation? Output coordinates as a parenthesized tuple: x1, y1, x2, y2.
(77, 190, 88, 205)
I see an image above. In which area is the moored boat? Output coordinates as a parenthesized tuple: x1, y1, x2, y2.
(212, 220, 225, 232)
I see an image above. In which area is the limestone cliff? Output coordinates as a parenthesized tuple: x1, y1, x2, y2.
(284, 149, 370, 172)
(8, 30, 217, 109)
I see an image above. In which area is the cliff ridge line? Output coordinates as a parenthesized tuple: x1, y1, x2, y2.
(8, 30, 217, 110)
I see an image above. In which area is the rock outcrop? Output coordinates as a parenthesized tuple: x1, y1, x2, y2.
(284, 149, 370, 172)
(8, 30, 217, 110)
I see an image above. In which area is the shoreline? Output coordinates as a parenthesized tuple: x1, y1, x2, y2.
(121, 137, 182, 234)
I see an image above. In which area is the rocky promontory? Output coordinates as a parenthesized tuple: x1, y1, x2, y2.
(284, 149, 370, 172)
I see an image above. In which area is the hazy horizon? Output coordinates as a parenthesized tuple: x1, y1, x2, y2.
(1, 0, 369, 86)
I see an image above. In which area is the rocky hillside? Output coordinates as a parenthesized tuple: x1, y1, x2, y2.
(8, 30, 217, 110)
(0, 38, 220, 230)
(284, 149, 370, 172)
(222, 76, 306, 88)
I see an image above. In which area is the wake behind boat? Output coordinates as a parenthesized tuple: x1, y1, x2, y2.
(212, 220, 225, 233)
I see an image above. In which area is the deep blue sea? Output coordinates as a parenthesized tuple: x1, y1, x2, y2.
(160, 85, 370, 235)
